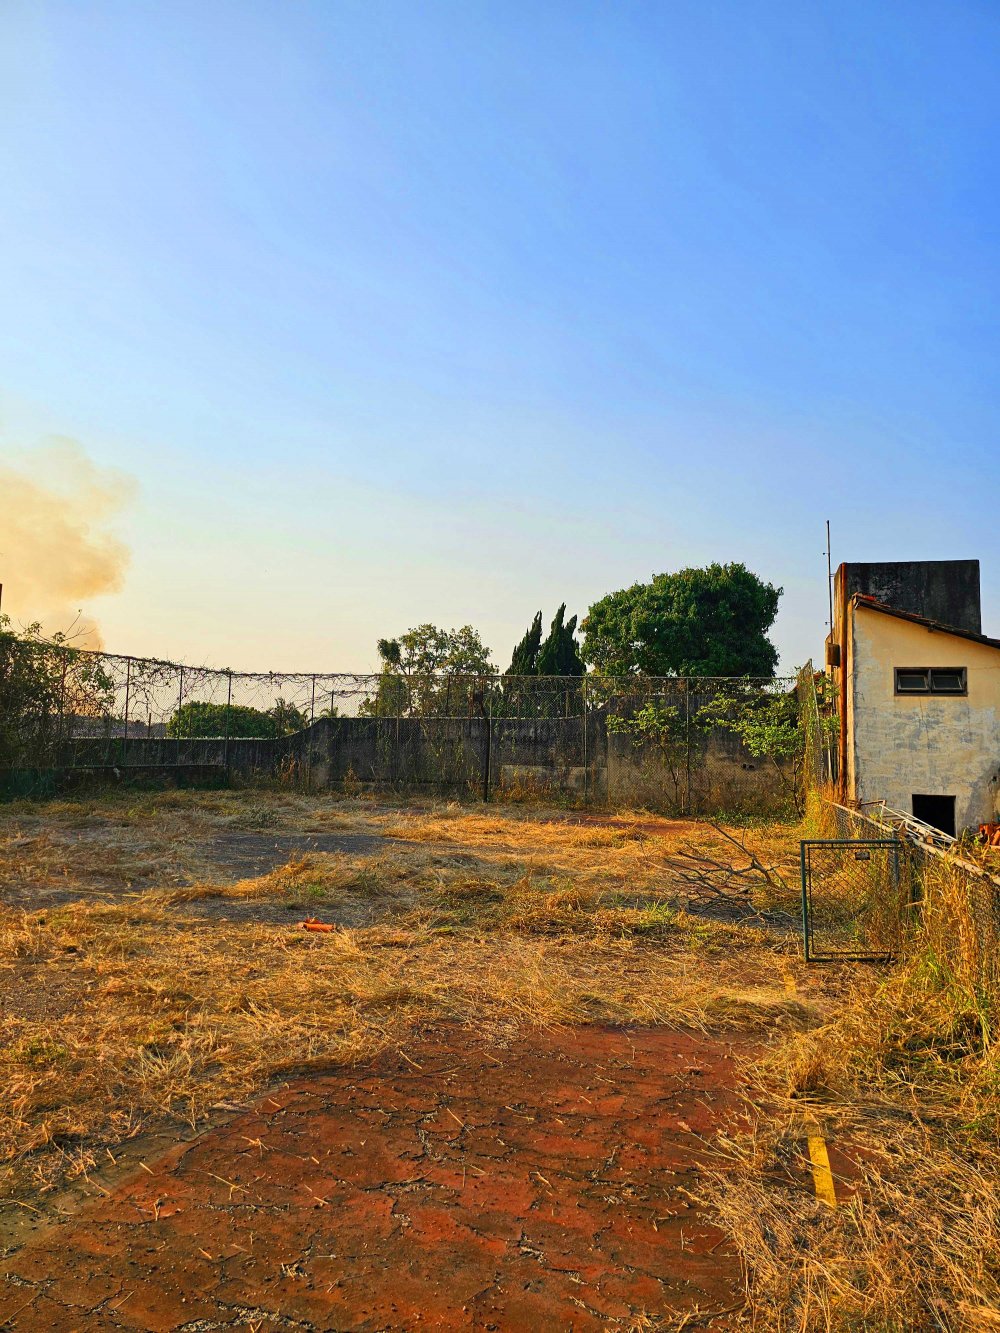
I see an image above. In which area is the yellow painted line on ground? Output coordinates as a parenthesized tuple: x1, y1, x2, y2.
(779, 966, 838, 1208)
(806, 1131, 838, 1208)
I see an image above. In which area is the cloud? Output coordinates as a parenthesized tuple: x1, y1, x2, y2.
(0, 438, 135, 648)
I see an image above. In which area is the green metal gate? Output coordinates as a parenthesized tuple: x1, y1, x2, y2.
(800, 838, 907, 962)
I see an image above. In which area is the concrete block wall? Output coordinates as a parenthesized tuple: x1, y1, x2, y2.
(63, 708, 792, 814)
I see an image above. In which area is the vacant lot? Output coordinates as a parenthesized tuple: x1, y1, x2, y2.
(0, 790, 864, 1328)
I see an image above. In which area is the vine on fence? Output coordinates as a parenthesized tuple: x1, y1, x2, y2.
(0, 627, 801, 811)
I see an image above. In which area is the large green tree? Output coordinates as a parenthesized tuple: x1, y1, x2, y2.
(377, 624, 493, 676)
(581, 564, 781, 678)
(364, 624, 494, 716)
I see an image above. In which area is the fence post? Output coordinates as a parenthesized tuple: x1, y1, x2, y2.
(582, 675, 589, 806)
(481, 685, 491, 803)
(177, 666, 184, 767)
(57, 649, 68, 768)
(308, 674, 317, 791)
(223, 671, 233, 783)
(122, 656, 132, 771)
(684, 680, 692, 816)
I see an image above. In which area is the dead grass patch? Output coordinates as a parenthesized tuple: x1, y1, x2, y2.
(0, 897, 803, 1198)
(0, 790, 809, 1201)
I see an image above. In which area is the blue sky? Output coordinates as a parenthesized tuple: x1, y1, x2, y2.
(1, 0, 998, 671)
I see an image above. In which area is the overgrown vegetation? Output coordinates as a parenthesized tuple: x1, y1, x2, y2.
(606, 700, 692, 809)
(698, 683, 804, 812)
(0, 617, 114, 767)
(710, 803, 1000, 1330)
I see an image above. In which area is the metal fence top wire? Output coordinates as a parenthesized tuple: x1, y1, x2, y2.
(0, 636, 796, 689)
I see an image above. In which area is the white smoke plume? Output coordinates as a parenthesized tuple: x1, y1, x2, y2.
(0, 438, 135, 648)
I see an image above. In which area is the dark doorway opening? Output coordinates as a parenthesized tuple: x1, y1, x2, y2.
(912, 794, 956, 837)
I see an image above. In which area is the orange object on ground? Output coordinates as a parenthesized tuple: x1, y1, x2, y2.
(300, 918, 335, 933)
(978, 824, 1000, 848)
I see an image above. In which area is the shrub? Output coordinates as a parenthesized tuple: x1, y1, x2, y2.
(166, 701, 278, 739)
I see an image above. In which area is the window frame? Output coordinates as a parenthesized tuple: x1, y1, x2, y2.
(894, 667, 968, 696)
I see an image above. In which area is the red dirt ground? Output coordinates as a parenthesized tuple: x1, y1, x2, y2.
(1, 1026, 754, 1331)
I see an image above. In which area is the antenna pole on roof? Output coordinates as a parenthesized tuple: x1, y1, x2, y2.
(825, 519, 834, 633)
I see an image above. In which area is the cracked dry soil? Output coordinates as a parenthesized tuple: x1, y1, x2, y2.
(1, 1024, 751, 1331)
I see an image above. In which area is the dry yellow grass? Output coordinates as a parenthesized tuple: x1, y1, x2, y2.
(708, 842, 1000, 1331)
(9, 788, 999, 1326)
(0, 789, 809, 1204)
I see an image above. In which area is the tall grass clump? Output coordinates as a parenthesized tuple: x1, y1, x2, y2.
(711, 846, 1000, 1330)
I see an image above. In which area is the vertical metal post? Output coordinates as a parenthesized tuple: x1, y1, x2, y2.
(177, 666, 184, 766)
(308, 674, 317, 791)
(223, 671, 233, 783)
(481, 688, 491, 803)
(684, 679, 692, 816)
(329, 687, 337, 791)
(122, 656, 132, 770)
(57, 650, 68, 768)
(800, 841, 811, 962)
(582, 675, 589, 806)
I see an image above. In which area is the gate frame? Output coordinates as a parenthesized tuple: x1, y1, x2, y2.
(800, 837, 904, 963)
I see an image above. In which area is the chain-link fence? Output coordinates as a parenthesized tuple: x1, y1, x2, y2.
(0, 634, 798, 811)
(800, 836, 909, 961)
(796, 660, 836, 790)
(823, 800, 1000, 983)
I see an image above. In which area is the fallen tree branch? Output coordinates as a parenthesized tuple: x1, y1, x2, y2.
(707, 821, 792, 893)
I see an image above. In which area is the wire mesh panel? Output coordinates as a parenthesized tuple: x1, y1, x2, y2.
(1, 630, 800, 809)
(800, 838, 907, 962)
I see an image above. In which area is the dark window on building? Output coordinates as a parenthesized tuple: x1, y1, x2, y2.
(929, 668, 967, 693)
(895, 668, 930, 693)
(912, 794, 956, 837)
(894, 667, 967, 695)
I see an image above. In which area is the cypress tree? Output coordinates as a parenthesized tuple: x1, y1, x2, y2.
(507, 610, 543, 676)
(536, 604, 585, 677)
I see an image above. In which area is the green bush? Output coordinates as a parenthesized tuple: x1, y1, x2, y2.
(167, 701, 279, 739)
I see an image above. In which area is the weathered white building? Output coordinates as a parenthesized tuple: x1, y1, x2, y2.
(830, 560, 1000, 835)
